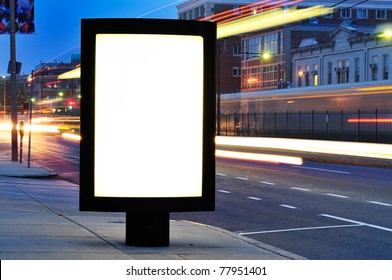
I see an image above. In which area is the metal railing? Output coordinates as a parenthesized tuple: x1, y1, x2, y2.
(218, 110, 392, 144)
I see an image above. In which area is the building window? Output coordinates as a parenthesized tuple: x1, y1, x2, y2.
(383, 54, 389, 80)
(233, 67, 241, 77)
(313, 64, 319, 86)
(233, 46, 241, 56)
(355, 57, 360, 82)
(340, 9, 352, 19)
(263, 65, 277, 88)
(243, 67, 261, 90)
(297, 67, 303, 87)
(196, 6, 202, 17)
(336, 59, 349, 84)
(327, 62, 332, 84)
(356, 9, 368, 19)
(304, 65, 310, 86)
(376, 10, 387, 20)
(371, 55, 378, 80)
(263, 33, 279, 57)
(243, 36, 261, 59)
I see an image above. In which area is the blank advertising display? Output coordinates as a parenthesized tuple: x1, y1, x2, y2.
(80, 19, 216, 215)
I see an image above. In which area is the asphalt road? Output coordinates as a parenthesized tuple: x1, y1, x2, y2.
(5, 130, 392, 259)
(23, 132, 80, 184)
(173, 158, 392, 260)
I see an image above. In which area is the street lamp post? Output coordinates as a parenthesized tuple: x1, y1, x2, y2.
(2, 76, 5, 117)
(9, 0, 18, 161)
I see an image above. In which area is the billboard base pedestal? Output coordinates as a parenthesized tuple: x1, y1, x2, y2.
(126, 211, 169, 247)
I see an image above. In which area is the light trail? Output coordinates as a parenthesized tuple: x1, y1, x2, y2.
(217, 6, 334, 39)
(216, 149, 303, 165)
(216, 136, 392, 160)
(201, 0, 303, 24)
(347, 118, 392, 123)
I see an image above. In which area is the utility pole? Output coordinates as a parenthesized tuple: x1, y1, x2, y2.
(10, 0, 18, 161)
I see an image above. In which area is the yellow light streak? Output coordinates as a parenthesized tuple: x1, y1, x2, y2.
(57, 6, 335, 80)
(216, 136, 392, 160)
(62, 133, 81, 141)
(353, 85, 392, 92)
(58, 67, 80, 80)
(0, 122, 60, 133)
(217, 6, 335, 39)
(216, 149, 303, 165)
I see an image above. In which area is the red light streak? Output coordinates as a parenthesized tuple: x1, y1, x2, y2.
(200, 0, 303, 24)
(347, 118, 392, 123)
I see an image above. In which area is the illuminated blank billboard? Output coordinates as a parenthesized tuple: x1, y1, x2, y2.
(80, 19, 216, 212)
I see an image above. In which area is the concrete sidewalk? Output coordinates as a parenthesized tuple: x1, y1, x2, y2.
(0, 156, 304, 260)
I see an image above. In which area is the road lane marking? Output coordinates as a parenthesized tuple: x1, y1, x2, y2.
(325, 193, 349, 199)
(247, 196, 263, 201)
(367, 201, 392, 207)
(291, 187, 311, 192)
(216, 173, 227, 176)
(320, 214, 392, 233)
(235, 177, 249, 181)
(217, 190, 231, 194)
(279, 204, 298, 210)
(238, 224, 361, 236)
(293, 165, 350, 174)
(259, 181, 276, 185)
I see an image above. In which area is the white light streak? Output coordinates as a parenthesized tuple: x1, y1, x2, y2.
(216, 136, 392, 160)
(216, 149, 303, 165)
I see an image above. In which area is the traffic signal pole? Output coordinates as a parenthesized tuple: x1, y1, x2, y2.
(10, 0, 18, 161)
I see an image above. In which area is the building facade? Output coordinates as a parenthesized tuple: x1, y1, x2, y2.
(240, 0, 392, 92)
(179, 0, 392, 93)
(30, 54, 81, 114)
(177, 0, 261, 94)
(292, 23, 392, 87)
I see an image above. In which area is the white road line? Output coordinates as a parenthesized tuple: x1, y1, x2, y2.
(291, 187, 311, 192)
(320, 214, 392, 233)
(217, 190, 231, 194)
(216, 173, 227, 177)
(279, 204, 298, 210)
(238, 224, 361, 236)
(293, 165, 350, 174)
(260, 181, 276, 185)
(247, 196, 263, 201)
(325, 193, 349, 199)
(367, 201, 392, 207)
(235, 177, 249, 181)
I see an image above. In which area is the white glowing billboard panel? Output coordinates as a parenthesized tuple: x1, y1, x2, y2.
(80, 19, 216, 212)
(94, 34, 204, 198)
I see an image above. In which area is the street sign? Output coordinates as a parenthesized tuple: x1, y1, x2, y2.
(80, 18, 216, 246)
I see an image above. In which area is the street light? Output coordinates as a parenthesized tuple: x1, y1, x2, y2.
(262, 52, 271, 60)
(384, 30, 392, 37)
(242, 51, 286, 89)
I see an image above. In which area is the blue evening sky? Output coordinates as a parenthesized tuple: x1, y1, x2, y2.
(0, 0, 184, 75)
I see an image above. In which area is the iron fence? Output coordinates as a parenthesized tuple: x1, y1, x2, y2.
(218, 110, 392, 144)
